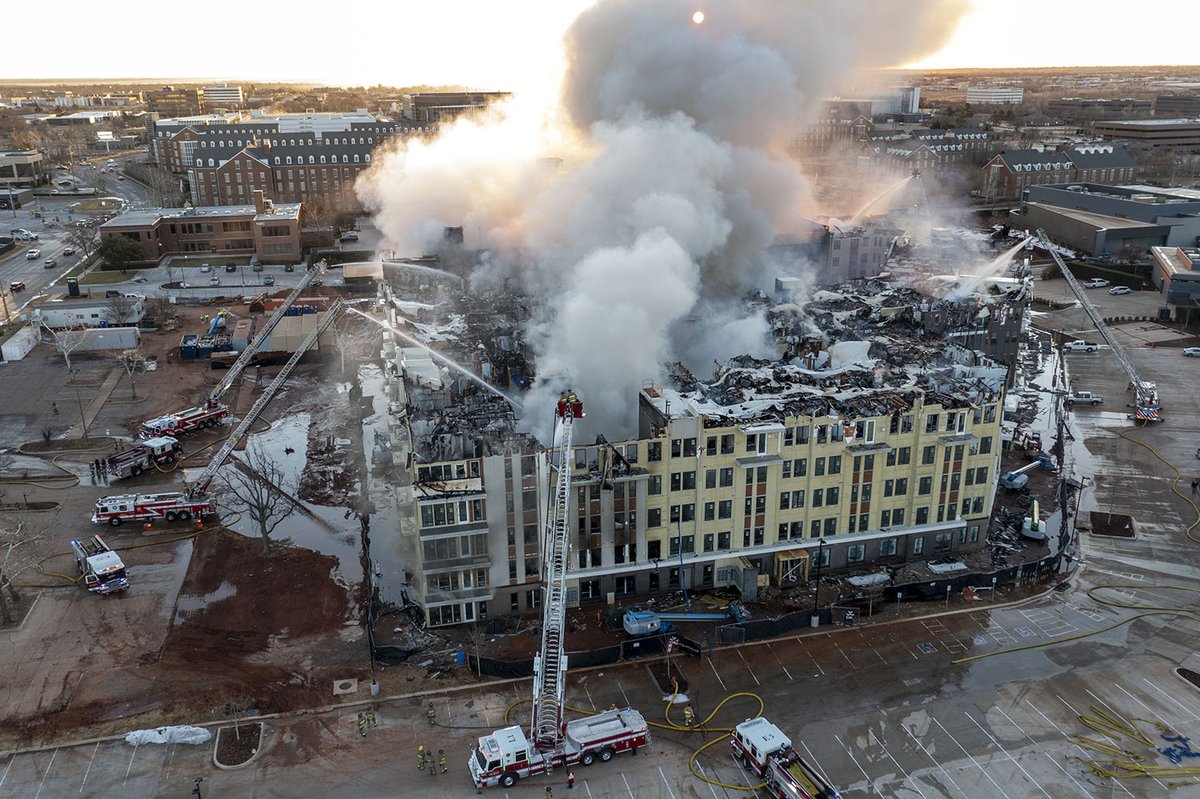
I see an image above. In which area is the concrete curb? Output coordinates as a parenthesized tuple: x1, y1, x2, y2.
(211, 721, 265, 770)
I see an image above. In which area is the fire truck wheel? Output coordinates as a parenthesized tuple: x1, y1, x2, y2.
(599, 747, 614, 762)
(580, 751, 596, 766)
(165, 511, 177, 522)
(109, 517, 122, 527)
(133, 465, 143, 476)
(500, 773, 517, 788)
(742, 754, 752, 770)
(179, 510, 192, 521)
(164, 454, 174, 463)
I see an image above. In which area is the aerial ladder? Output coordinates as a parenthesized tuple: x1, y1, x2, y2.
(1036, 229, 1161, 422)
(187, 298, 346, 496)
(531, 389, 583, 759)
(204, 260, 326, 407)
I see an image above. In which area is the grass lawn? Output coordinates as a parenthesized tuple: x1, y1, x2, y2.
(173, 255, 251, 268)
(80, 270, 137, 285)
(69, 198, 124, 213)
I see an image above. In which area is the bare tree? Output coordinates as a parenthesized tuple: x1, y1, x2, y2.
(0, 512, 49, 625)
(47, 324, 90, 372)
(115, 349, 146, 400)
(219, 441, 297, 555)
(105, 294, 136, 326)
(65, 224, 100, 260)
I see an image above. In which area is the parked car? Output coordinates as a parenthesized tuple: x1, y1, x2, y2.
(9, 281, 26, 292)
(1109, 286, 1131, 295)
(117, 175, 125, 181)
(1066, 391, 1103, 406)
(340, 231, 359, 242)
(284, 264, 295, 272)
(25, 249, 41, 260)
(225, 264, 237, 273)
(1063, 340, 1099, 352)
(200, 263, 211, 272)
(44, 258, 58, 268)
(208, 276, 220, 286)
(1183, 348, 1200, 357)
(1083, 278, 1110, 288)
(262, 275, 275, 285)
(62, 247, 75, 256)
(252, 261, 263, 272)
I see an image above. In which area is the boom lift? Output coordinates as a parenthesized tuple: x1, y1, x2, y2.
(470, 392, 650, 789)
(1036, 229, 1161, 422)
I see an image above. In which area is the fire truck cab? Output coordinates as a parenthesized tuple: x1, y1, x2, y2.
(731, 717, 839, 799)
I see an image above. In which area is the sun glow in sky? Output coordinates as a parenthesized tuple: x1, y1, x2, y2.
(6, 0, 1200, 87)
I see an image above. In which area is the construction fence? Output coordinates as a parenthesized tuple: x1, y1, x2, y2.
(467, 551, 1065, 679)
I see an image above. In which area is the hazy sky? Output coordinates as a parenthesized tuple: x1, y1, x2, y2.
(8, 0, 1200, 87)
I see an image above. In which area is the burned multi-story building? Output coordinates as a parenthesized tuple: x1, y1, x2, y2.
(377, 273, 1007, 628)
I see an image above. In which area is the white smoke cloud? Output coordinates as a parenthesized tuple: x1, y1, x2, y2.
(359, 0, 967, 436)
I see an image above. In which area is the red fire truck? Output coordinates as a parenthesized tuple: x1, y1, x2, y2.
(91, 492, 215, 526)
(731, 717, 840, 799)
(469, 709, 649, 789)
(140, 402, 228, 438)
(104, 436, 182, 480)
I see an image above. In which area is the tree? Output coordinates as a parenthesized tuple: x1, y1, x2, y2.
(219, 442, 298, 555)
(96, 234, 144, 273)
(47, 324, 90, 372)
(105, 294, 137, 326)
(299, 193, 335, 231)
(115, 349, 146, 400)
(0, 512, 49, 625)
(65, 224, 99, 259)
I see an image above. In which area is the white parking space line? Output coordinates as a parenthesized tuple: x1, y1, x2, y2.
(834, 733, 873, 787)
(930, 715, 1012, 799)
(33, 749, 57, 799)
(707, 656, 727, 691)
(994, 705, 1095, 799)
(832, 640, 856, 669)
(584, 779, 594, 798)
(621, 772, 636, 798)
(658, 765, 678, 799)
(694, 762, 725, 799)
(0, 755, 11, 790)
(800, 740, 837, 789)
(964, 712, 1053, 799)
(1142, 677, 1200, 722)
(618, 677, 631, 707)
(584, 682, 597, 711)
(868, 727, 926, 798)
(767, 642, 793, 680)
(80, 742, 100, 793)
(795, 641, 825, 676)
(123, 744, 137, 784)
(857, 632, 887, 664)
(736, 650, 761, 685)
(902, 723, 964, 795)
(1024, 700, 1134, 798)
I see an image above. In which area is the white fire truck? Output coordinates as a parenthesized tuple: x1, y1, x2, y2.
(70, 535, 128, 595)
(731, 717, 840, 799)
(91, 492, 214, 526)
(104, 436, 182, 480)
(470, 710, 650, 788)
(140, 402, 228, 438)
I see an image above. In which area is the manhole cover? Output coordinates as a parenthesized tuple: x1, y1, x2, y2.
(1016, 627, 1036, 638)
(918, 643, 937, 654)
(333, 678, 359, 695)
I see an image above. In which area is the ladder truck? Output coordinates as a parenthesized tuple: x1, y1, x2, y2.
(731, 717, 840, 799)
(1037, 229, 1162, 423)
(70, 534, 129, 595)
(96, 301, 347, 526)
(141, 261, 326, 439)
(470, 392, 650, 790)
(104, 436, 182, 480)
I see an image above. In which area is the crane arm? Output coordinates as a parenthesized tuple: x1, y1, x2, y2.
(207, 261, 325, 405)
(189, 298, 345, 496)
(531, 391, 582, 756)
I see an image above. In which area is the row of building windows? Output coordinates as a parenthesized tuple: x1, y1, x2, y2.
(419, 498, 486, 529)
(421, 533, 488, 563)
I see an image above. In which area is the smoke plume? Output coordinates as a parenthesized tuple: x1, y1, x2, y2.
(360, 0, 966, 436)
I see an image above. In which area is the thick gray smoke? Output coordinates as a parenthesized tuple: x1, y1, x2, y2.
(360, 0, 965, 437)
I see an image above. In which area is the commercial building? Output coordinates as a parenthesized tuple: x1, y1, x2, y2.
(965, 86, 1024, 105)
(98, 192, 301, 264)
(1092, 118, 1200, 147)
(1045, 98, 1152, 122)
(1154, 95, 1200, 118)
(401, 92, 510, 124)
(1025, 183, 1200, 256)
(202, 84, 244, 109)
(0, 150, 45, 189)
(378, 277, 1006, 627)
(1149, 246, 1200, 308)
(145, 86, 204, 117)
(979, 144, 1138, 201)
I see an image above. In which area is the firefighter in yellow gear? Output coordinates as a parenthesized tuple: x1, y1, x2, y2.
(683, 705, 696, 731)
(438, 749, 447, 773)
(427, 701, 437, 726)
(417, 744, 426, 770)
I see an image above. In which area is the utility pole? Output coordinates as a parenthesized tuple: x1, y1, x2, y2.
(72, 371, 89, 442)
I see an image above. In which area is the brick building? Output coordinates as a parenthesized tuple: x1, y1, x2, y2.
(979, 144, 1138, 201)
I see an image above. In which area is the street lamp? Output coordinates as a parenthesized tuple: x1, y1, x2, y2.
(811, 537, 827, 625)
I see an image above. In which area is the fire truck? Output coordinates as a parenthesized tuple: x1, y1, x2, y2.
(140, 402, 229, 438)
(730, 717, 840, 799)
(91, 492, 215, 526)
(470, 710, 650, 788)
(105, 436, 182, 479)
(70, 535, 128, 595)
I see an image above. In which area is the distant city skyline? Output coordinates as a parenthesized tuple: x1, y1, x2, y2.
(7, 0, 1200, 88)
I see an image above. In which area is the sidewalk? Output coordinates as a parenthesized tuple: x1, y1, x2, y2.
(67, 366, 124, 439)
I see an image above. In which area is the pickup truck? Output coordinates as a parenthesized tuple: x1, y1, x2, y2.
(1063, 340, 1099, 352)
(1067, 391, 1103, 406)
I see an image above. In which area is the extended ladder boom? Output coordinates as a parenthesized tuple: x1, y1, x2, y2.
(531, 391, 583, 756)
(190, 298, 345, 495)
(207, 261, 324, 404)
(1036, 229, 1160, 420)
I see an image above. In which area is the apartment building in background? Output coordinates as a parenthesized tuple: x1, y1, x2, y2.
(979, 144, 1138, 201)
(378, 279, 1006, 627)
(965, 85, 1024, 105)
(202, 84, 245, 109)
(145, 85, 204, 117)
